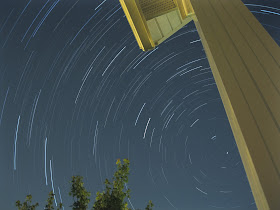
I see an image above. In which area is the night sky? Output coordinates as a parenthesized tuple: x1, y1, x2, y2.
(1, 0, 280, 209)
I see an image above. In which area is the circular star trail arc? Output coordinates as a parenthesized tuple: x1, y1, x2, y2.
(0, 0, 280, 209)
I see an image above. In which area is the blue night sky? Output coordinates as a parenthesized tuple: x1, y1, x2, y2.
(0, 0, 280, 209)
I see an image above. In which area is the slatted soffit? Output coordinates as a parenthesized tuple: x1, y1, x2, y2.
(119, 0, 194, 51)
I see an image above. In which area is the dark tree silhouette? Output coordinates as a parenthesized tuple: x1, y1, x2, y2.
(69, 175, 91, 209)
(92, 158, 153, 210)
(15, 194, 39, 210)
(15, 159, 153, 210)
(44, 191, 63, 210)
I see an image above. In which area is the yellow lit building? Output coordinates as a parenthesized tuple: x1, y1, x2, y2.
(119, 0, 280, 209)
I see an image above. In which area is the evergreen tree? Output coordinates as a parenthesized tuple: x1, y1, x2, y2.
(44, 191, 63, 210)
(92, 159, 154, 210)
(15, 159, 153, 210)
(15, 194, 39, 210)
(69, 175, 91, 209)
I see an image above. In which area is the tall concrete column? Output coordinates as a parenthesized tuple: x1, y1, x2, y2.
(188, 0, 280, 209)
(120, 0, 280, 209)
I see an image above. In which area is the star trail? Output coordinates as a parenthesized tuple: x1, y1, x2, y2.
(1, 0, 280, 209)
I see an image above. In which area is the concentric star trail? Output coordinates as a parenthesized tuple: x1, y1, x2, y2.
(1, 0, 279, 209)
